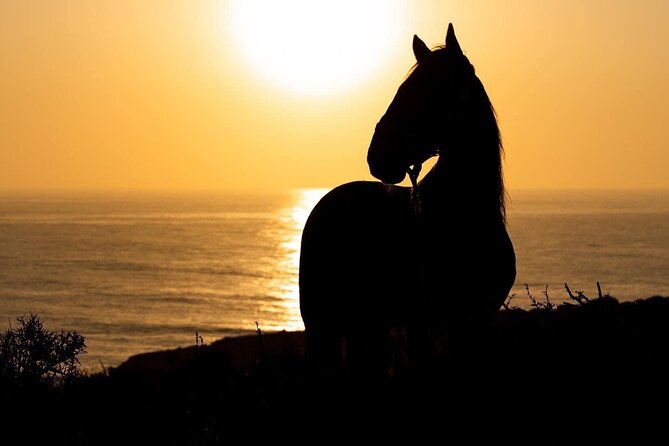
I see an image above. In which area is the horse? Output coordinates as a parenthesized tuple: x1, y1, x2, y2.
(299, 24, 516, 374)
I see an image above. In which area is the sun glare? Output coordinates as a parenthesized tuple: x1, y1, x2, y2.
(271, 188, 328, 331)
(228, 0, 406, 97)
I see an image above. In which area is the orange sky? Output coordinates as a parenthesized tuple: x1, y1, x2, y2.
(1, 0, 668, 192)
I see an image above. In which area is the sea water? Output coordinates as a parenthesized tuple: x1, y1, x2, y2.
(0, 189, 667, 370)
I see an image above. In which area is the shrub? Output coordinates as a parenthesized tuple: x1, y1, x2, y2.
(0, 314, 86, 388)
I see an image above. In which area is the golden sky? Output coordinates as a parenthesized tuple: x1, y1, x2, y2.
(1, 0, 668, 191)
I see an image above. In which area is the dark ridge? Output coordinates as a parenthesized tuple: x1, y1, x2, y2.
(2, 295, 668, 443)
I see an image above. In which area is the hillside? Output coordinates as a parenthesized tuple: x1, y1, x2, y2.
(2, 294, 668, 443)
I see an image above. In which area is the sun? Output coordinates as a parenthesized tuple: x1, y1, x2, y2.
(227, 0, 406, 97)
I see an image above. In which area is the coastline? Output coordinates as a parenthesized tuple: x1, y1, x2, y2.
(114, 292, 669, 376)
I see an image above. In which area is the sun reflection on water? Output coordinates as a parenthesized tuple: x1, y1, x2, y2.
(270, 188, 328, 331)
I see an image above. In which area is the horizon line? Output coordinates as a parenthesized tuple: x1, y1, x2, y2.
(1, 185, 669, 196)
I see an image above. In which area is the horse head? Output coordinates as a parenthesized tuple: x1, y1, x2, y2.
(367, 24, 488, 185)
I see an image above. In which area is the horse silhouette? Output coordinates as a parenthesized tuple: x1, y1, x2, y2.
(299, 24, 516, 374)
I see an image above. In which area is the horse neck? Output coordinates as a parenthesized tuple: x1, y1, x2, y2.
(418, 141, 503, 224)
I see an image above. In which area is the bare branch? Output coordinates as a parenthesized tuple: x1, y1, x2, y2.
(565, 283, 589, 305)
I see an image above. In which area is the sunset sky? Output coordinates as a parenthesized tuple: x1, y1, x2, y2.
(1, 0, 668, 192)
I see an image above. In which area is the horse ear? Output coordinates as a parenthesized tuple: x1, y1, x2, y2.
(413, 34, 431, 64)
(445, 23, 463, 56)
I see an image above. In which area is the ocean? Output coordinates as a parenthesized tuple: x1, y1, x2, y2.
(1, 189, 668, 371)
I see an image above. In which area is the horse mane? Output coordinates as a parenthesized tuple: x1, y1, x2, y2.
(426, 47, 507, 223)
(473, 83, 507, 224)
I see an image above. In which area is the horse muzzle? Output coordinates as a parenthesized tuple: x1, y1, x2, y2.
(367, 127, 439, 185)
(367, 133, 408, 185)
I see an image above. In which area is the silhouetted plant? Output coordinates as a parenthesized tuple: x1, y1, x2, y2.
(524, 284, 554, 311)
(0, 314, 86, 388)
(520, 282, 612, 309)
(255, 321, 264, 365)
(502, 293, 517, 310)
(564, 283, 591, 305)
(542, 285, 556, 311)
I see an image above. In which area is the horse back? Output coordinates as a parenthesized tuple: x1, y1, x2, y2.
(299, 181, 418, 328)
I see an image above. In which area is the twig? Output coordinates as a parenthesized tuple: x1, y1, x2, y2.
(99, 360, 107, 376)
(542, 285, 555, 311)
(525, 284, 549, 310)
(524, 284, 537, 306)
(597, 281, 603, 300)
(564, 283, 590, 305)
(564, 283, 575, 300)
(502, 293, 516, 310)
(255, 321, 264, 365)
